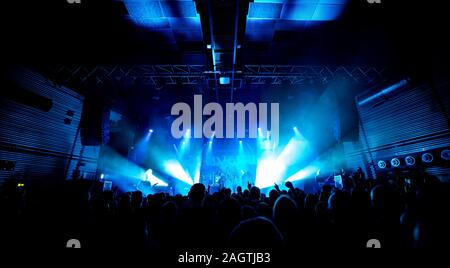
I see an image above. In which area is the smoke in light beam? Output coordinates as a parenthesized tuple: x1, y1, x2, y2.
(144, 169, 168, 186)
(255, 157, 286, 189)
(285, 166, 318, 182)
(163, 160, 194, 185)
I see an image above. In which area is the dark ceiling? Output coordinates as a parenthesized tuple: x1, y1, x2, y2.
(3, 0, 447, 69)
(2, 0, 448, 130)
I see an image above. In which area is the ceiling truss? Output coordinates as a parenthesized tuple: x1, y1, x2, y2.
(44, 64, 386, 89)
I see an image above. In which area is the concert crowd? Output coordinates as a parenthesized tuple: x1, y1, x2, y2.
(1, 168, 449, 249)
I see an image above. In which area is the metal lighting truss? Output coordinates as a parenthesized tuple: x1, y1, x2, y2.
(43, 64, 385, 88)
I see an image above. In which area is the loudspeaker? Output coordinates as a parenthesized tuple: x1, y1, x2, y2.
(333, 82, 360, 142)
(338, 101, 360, 141)
(80, 97, 110, 146)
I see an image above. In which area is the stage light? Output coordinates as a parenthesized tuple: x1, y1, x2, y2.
(179, 128, 191, 156)
(220, 76, 230, 85)
(378, 160, 386, 169)
(441, 149, 450, 160)
(405, 156, 416, 166)
(179, 135, 190, 157)
(144, 169, 168, 187)
(421, 153, 433, 163)
(238, 140, 244, 160)
(292, 126, 301, 138)
(285, 166, 317, 183)
(206, 44, 212, 49)
(285, 170, 306, 182)
(391, 158, 400, 167)
(194, 168, 201, 184)
(100, 173, 105, 179)
(206, 139, 213, 150)
(276, 137, 304, 166)
(286, 170, 306, 181)
(141, 128, 154, 143)
(190, 152, 203, 186)
(163, 160, 193, 185)
(206, 132, 214, 147)
(184, 128, 191, 138)
(205, 137, 214, 169)
(255, 157, 285, 188)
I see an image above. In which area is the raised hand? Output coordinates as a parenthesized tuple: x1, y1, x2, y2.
(274, 183, 280, 192)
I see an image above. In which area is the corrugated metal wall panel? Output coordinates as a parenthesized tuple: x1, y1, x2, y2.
(66, 133, 101, 180)
(370, 135, 449, 160)
(342, 141, 365, 169)
(345, 134, 450, 160)
(343, 80, 450, 180)
(0, 151, 66, 180)
(426, 166, 450, 178)
(0, 68, 100, 183)
(358, 84, 448, 149)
